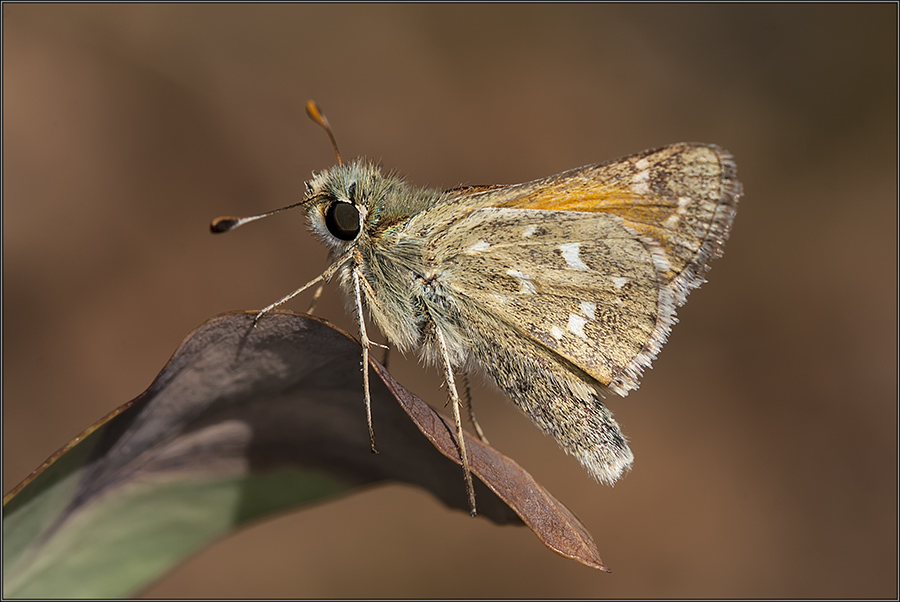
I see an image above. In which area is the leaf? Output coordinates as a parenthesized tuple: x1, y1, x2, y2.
(3, 311, 608, 598)
(374, 362, 610, 572)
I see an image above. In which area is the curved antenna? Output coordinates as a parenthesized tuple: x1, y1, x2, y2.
(306, 100, 342, 166)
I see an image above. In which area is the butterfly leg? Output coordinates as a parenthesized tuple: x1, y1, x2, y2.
(458, 370, 489, 445)
(305, 282, 326, 314)
(253, 249, 353, 324)
(434, 326, 477, 516)
(254, 273, 327, 324)
(352, 267, 378, 454)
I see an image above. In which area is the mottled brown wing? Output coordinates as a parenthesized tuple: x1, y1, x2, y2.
(424, 143, 740, 395)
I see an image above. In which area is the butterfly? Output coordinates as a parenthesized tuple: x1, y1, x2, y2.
(212, 101, 741, 515)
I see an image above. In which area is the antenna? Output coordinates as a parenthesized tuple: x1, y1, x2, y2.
(210, 199, 310, 234)
(210, 100, 340, 234)
(305, 100, 342, 166)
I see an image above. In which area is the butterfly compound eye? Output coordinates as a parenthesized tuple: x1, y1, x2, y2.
(324, 201, 361, 240)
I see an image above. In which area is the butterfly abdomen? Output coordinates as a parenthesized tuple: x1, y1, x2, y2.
(464, 314, 635, 485)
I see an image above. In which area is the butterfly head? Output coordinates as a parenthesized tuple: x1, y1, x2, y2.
(304, 158, 444, 253)
(303, 159, 378, 252)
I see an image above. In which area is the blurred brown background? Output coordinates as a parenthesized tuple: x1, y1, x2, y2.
(4, 4, 896, 598)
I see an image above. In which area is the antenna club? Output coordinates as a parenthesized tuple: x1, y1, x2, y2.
(210, 216, 240, 234)
(305, 100, 343, 166)
(305, 100, 326, 125)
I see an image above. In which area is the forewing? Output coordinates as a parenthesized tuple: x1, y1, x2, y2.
(494, 144, 739, 291)
(424, 143, 740, 395)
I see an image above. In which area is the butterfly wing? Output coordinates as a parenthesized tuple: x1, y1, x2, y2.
(423, 142, 740, 395)
(407, 143, 738, 484)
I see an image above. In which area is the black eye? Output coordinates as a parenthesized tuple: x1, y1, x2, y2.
(324, 202, 361, 240)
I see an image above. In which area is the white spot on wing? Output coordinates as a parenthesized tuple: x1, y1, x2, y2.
(632, 169, 651, 194)
(612, 277, 629, 289)
(649, 242, 673, 274)
(568, 313, 588, 339)
(550, 325, 564, 340)
(664, 197, 692, 229)
(635, 157, 651, 170)
(507, 269, 536, 294)
(580, 300, 596, 320)
(559, 242, 589, 271)
(522, 225, 537, 238)
(466, 240, 490, 253)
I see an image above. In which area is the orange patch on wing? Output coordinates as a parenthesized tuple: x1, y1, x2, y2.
(495, 180, 698, 283)
(496, 179, 645, 213)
